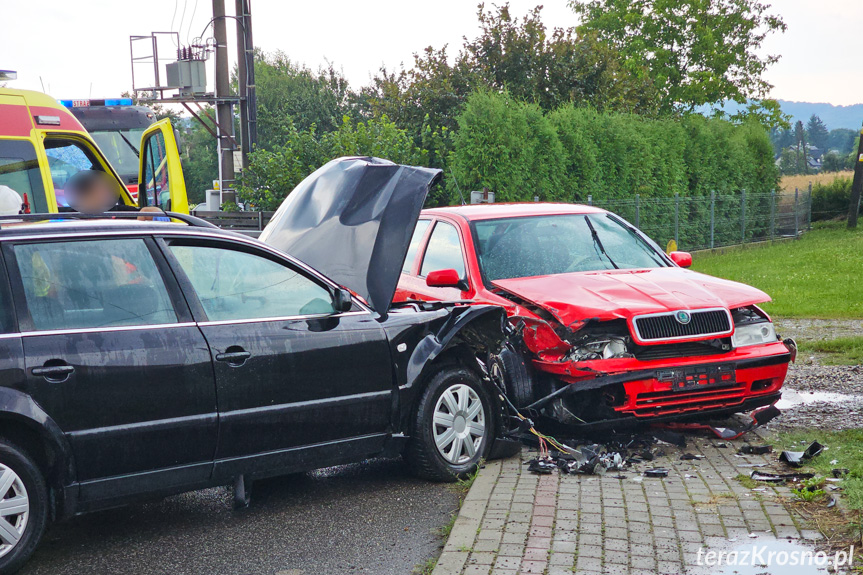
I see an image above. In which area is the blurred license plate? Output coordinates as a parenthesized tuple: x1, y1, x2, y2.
(656, 364, 736, 392)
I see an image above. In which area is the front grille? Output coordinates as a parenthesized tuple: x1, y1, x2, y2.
(634, 341, 728, 361)
(633, 309, 732, 342)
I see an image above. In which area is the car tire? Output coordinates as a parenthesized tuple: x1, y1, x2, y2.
(0, 439, 48, 574)
(407, 365, 494, 482)
(499, 347, 535, 408)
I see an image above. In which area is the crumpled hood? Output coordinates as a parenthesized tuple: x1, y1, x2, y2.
(260, 157, 442, 313)
(492, 267, 770, 329)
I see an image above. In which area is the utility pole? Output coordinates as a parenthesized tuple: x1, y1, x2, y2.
(847, 124, 863, 229)
(236, 0, 256, 169)
(212, 0, 235, 204)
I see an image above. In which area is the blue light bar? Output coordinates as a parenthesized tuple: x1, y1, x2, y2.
(59, 98, 134, 108)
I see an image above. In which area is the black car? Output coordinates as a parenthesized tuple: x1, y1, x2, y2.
(0, 158, 514, 572)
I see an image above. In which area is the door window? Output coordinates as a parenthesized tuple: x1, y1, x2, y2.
(141, 131, 170, 210)
(402, 219, 430, 274)
(0, 140, 47, 213)
(43, 139, 103, 208)
(13, 239, 177, 330)
(420, 221, 466, 278)
(169, 245, 335, 321)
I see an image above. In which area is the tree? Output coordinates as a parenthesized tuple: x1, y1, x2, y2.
(793, 120, 809, 174)
(827, 128, 857, 156)
(570, 0, 786, 113)
(806, 114, 829, 152)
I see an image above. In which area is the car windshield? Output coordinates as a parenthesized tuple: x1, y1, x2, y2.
(473, 213, 668, 281)
(91, 129, 146, 177)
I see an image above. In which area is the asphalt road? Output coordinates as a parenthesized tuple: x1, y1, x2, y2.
(21, 458, 459, 575)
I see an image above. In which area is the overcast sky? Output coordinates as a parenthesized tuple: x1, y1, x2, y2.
(2, 0, 860, 107)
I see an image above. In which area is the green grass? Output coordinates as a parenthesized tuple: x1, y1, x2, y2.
(797, 336, 863, 365)
(691, 222, 863, 319)
(776, 429, 863, 512)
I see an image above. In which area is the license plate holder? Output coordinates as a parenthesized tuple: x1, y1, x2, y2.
(656, 364, 737, 392)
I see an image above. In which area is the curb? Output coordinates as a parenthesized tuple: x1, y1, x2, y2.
(432, 460, 501, 575)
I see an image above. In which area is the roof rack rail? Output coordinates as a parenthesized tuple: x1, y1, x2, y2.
(0, 211, 219, 229)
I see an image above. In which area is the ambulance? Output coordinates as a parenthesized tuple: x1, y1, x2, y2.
(0, 86, 189, 214)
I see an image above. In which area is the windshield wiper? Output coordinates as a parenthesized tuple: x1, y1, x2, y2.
(118, 132, 139, 157)
(584, 216, 618, 269)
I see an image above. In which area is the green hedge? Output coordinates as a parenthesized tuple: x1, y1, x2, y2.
(811, 177, 854, 221)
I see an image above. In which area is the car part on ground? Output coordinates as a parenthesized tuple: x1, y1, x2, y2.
(778, 441, 824, 467)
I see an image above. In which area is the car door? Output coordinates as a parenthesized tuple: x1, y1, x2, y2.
(395, 218, 431, 302)
(410, 220, 471, 302)
(4, 236, 217, 498)
(159, 237, 394, 477)
(138, 119, 189, 214)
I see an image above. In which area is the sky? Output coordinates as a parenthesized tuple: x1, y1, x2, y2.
(2, 0, 861, 107)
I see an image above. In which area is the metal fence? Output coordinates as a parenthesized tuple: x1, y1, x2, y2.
(588, 190, 812, 252)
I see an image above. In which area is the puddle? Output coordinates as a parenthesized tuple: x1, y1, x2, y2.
(776, 388, 863, 410)
(697, 537, 849, 574)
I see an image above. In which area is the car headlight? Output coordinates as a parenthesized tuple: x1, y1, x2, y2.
(731, 321, 777, 348)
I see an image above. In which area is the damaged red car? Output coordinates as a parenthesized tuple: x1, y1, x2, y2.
(395, 203, 796, 430)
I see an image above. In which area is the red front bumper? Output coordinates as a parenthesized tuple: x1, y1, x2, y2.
(533, 341, 791, 419)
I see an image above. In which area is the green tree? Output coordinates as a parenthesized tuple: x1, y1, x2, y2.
(449, 90, 566, 203)
(570, 0, 786, 113)
(827, 128, 857, 155)
(806, 114, 829, 152)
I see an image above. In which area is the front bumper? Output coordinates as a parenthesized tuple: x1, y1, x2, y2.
(530, 340, 792, 423)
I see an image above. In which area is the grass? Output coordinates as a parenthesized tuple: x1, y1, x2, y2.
(797, 336, 863, 365)
(692, 222, 863, 319)
(780, 171, 854, 193)
(734, 473, 759, 489)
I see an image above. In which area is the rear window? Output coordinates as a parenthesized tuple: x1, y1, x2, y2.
(0, 140, 48, 213)
(14, 239, 177, 331)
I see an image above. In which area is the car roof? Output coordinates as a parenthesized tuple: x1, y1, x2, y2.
(0, 216, 246, 241)
(422, 202, 608, 221)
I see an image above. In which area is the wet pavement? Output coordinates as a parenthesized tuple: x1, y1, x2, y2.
(20, 459, 458, 575)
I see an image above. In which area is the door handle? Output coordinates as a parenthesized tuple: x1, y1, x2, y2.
(32, 363, 75, 381)
(215, 350, 251, 366)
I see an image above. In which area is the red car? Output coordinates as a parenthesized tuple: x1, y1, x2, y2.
(395, 203, 795, 429)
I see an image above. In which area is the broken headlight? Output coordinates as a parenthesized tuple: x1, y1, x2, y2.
(568, 336, 634, 362)
(731, 321, 777, 348)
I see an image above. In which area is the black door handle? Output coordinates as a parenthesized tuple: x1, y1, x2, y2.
(32, 364, 75, 381)
(215, 350, 251, 366)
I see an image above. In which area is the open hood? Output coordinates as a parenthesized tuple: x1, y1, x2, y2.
(260, 157, 442, 313)
(492, 267, 770, 329)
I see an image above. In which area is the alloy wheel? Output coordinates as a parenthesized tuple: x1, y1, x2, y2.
(0, 463, 29, 559)
(433, 384, 486, 464)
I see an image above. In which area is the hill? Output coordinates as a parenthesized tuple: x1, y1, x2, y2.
(702, 100, 863, 130)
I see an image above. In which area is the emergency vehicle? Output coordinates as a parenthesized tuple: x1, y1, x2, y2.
(0, 87, 188, 214)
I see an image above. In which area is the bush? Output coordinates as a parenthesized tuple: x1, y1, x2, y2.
(811, 177, 853, 221)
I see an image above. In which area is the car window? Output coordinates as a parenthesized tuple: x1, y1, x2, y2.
(141, 131, 170, 210)
(420, 221, 466, 278)
(402, 219, 431, 274)
(43, 139, 100, 208)
(14, 239, 177, 330)
(0, 140, 48, 213)
(170, 245, 335, 321)
(90, 129, 146, 179)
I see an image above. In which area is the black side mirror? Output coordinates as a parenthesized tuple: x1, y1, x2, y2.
(333, 288, 353, 313)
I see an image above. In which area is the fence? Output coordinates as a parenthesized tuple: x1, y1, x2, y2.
(588, 190, 812, 252)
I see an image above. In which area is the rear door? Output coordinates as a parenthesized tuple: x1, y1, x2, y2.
(5, 236, 216, 498)
(138, 119, 189, 214)
(160, 237, 394, 477)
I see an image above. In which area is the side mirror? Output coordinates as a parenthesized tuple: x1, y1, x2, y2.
(426, 268, 468, 291)
(333, 287, 353, 312)
(669, 251, 692, 268)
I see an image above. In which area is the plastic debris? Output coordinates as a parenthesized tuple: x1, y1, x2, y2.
(827, 497, 837, 508)
(739, 444, 773, 455)
(779, 441, 824, 467)
(680, 453, 705, 461)
(527, 457, 556, 474)
(750, 470, 815, 483)
(832, 468, 849, 478)
(644, 468, 669, 478)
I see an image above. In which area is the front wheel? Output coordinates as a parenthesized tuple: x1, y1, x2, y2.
(407, 366, 494, 481)
(0, 439, 48, 574)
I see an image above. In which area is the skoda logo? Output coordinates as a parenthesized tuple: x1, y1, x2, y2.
(675, 311, 692, 325)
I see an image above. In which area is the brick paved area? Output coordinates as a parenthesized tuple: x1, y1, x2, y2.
(433, 435, 823, 575)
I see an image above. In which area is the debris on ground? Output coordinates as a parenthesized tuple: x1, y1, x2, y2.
(739, 444, 773, 455)
(778, 441, 824, 467)
(832, 468, 849, 478)
(680, 453, 705, 461)
(644, 468, 669, 478)
(750, 470, 815, 483)
(654, 405, 781, 441)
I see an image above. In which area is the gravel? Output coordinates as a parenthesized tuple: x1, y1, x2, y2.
(766, 319, 863, 432)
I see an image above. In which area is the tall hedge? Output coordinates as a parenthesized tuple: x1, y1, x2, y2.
(448, 91, 779, 204)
